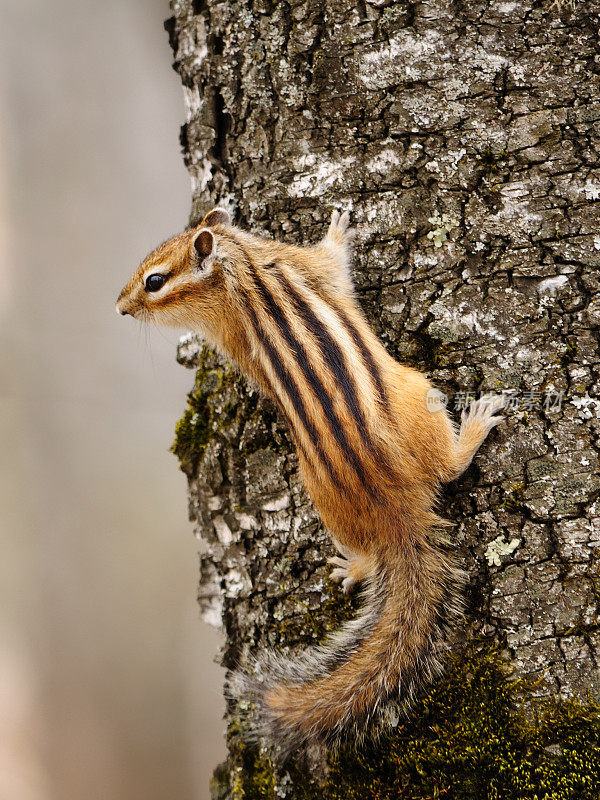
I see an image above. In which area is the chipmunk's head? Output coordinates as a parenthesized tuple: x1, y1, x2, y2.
(116, 208, 234, 334)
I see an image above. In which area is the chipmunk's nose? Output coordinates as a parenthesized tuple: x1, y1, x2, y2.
(115, 295, 131, 316)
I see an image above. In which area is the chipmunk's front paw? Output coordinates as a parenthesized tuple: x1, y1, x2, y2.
(326, 209, 352, 247)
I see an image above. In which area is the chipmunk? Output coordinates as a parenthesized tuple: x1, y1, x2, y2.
(116, 208, 506, 757)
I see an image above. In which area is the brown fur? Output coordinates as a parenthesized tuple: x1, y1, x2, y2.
(116, 209, 506, 755)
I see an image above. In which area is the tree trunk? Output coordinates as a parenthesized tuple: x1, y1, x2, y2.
(166, 0, 600, 796)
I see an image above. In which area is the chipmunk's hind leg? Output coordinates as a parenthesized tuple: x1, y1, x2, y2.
(327, 538, 372, 594)
(447, 394, 507, 481)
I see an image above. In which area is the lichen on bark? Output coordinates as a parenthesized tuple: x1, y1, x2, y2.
(166, 0, 600, 795)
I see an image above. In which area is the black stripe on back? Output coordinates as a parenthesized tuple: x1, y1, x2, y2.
(249, 267, 379, 499)
(242, 295, 343, 492)
(275, 268, 389, 468)
(335, 306, 393, 420)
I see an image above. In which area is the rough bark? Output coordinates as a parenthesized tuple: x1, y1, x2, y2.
(165, 0, 600, 795)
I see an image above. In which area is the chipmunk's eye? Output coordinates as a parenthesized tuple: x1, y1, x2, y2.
(145, 273, 166, 292)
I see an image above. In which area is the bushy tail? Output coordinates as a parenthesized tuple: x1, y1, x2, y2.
(228, 526, 463, 758)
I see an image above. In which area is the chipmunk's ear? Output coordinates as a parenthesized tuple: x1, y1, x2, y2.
(190, 228, 216, 273)
(201, 207, 231, 228)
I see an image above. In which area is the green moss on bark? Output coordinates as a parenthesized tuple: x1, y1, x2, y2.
(172, 350, 228, 472)
(276, 579, 361, 646)
(172, 344, 287, 476)
(222, 645, 600, 800)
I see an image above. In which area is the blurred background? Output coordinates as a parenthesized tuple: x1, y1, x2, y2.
(0, 1, 225, 798)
